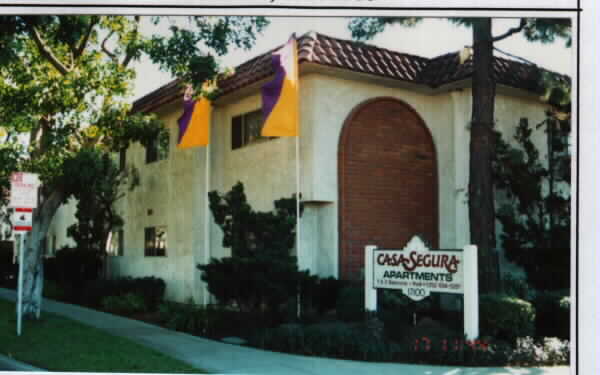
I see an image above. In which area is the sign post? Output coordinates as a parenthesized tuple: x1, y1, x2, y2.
(366, 235, 479, 340)
(9, 172, 40, 336)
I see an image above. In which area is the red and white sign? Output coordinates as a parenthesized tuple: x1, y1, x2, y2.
(12, 208, 33, 232)
(372, 237, 464, 301)
(9, 172, 40, 208)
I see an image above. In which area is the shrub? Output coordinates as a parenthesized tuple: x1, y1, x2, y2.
(312, 277, 344, 315)
(101, 293, 147, 314)
(480, 294, 535, 344)
(84, 276, 166, 311)
(0, 245, 17, 287)
(508, 336, 570, 366)
(42, 280, 67, 301)
(199, 182, 307, 318)
(533, 289, 570, 339)
(50, 247, 103, 301)
(501, 272, 532, 300)
(335, 284, 364, 322)
(251, 322, 400, 361)
(158, 301, 271, 339)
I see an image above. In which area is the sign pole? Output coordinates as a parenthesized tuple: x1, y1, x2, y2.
(463, 244, 479, 340)
(17, 233, 24, 336)
(364, 245, 377, 312)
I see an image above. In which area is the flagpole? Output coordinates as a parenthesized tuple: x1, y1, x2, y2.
(296, 125, 301, 319)
(203, 136, 211, 306)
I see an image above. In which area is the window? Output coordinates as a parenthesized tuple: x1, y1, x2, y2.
(146, 133, 169, 164)
(231, 110, 276, 150)
(144, 226, 167, 257)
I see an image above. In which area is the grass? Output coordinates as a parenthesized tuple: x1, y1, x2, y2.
(0, 299, 206, 373)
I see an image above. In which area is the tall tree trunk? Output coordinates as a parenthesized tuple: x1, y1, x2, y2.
(21, 188, 64, 317)
(469, 19, 500, 293)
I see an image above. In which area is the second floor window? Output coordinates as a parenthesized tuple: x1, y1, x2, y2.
(231, 110, 276, 150)
(146, 133, 169, 164)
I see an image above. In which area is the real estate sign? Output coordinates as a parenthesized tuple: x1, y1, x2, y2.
(372, 240, 464, 301)
(365, 236, 479, 339)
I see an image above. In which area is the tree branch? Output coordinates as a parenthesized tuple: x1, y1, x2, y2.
(101, 31, 117, 62)
(121, 15, 140, 68)
(491, 19, 527, 43)
(27, 24, 70, 75)
(74, 16, 99, 61)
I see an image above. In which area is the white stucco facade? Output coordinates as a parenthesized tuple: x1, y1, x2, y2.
(100, 64, 551, 303)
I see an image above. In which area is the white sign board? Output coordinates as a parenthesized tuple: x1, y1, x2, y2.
(365, 236, 479, 340)
(372, 236, 463, 301)
(12, 208, 33, 232)
(9, 172, 40, 208)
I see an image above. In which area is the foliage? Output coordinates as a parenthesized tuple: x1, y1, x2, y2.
(0, 243, 17, 287)
(83, 276, 166, 311)
(480, 294, 535, 344)
(47, 246, 103, 300)
(501, 272, 533, 300)
(533, 290, 570, 339)
(0, 15, 268, 313)
(348, 17, 571, 47)
(508, 336, 569, 366)
(493, 109, 571, 290)
(199, 182, 308, 317)
(101, 292, 147, 314)
(335, 284, 364, 322)
(250, 322, 398, 362)
(60, 148, 137, 253)
(158, 301, 271, 339)
(41, 280, 67, 301)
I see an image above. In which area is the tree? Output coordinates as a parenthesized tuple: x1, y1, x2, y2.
(492, 85, 571, 291)
(198, 182, 307, 315)
(0, 15, 268, 317)
(61, 148, 138, 254)
(348, 17, 571, 293)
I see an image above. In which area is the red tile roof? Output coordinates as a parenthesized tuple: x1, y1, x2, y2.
(132, 32, 569, 113)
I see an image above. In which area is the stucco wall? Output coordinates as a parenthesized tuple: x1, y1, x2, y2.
(109, 103, 206, 303)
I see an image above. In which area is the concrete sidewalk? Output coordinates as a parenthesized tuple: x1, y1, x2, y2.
(0, 288, 569, 375)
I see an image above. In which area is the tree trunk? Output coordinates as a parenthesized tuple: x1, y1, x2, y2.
(21, 188, 64, 317)
(469, 19, 500, 293)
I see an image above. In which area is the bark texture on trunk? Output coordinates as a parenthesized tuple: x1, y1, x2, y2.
(469, 19, 500, 293)
(21, 189, 64, 317)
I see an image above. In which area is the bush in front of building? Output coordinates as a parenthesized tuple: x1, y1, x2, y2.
(84, 276, 166, 311)
(250, 321, 399, 361)
(101, 292, 147, 314)
(199, 182, 309, 320)
(480, 294, 535, 344)
(44, 246, 103, 302)
(0, 246, 17, 287)
(532, 289, 570, 340)
(335, 283, 364, 322)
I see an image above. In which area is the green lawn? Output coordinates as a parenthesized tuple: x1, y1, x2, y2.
(0, 299, 206, 373)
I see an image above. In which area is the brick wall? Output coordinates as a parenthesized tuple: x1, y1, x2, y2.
(338, 98, 439, 280)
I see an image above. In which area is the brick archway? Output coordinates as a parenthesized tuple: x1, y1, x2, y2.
(338, 97, 439, 280)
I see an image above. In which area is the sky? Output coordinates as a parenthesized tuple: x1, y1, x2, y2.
(131, 16, 573, 100)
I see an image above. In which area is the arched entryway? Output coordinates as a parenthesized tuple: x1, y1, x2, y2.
(338, 97, 439, 280)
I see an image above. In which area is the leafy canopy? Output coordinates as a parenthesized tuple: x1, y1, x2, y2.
(0, 15, 268, 197)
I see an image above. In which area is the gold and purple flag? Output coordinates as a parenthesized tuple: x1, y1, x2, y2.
(261, 35, 299, 137)
(177, 91, 212, 149)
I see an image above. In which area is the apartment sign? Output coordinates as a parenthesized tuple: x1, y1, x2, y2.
(9, 172, 40, 208)
(372, 236, 464, 301)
